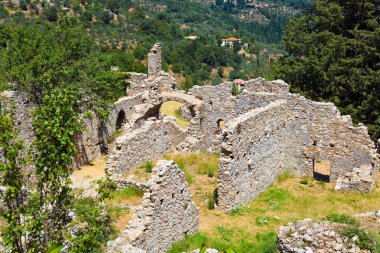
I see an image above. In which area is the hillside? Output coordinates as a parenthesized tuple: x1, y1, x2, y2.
(0, 0, 310, 87)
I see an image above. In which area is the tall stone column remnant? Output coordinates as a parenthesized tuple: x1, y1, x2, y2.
(148, 43, 162, 77)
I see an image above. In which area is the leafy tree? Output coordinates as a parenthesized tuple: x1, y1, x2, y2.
(274, 0, 380, 140)
(29, 87, 82, 250)
(44, 6, 58, 22)
(19, 0, 28, 11)
(0, 18, 127, 115)
(180, 75, 194, 92)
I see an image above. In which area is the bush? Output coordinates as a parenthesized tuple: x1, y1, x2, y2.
(144, 161, 154, 173)
(66, 198, 111, 253)
(44, 6, 58, 22)
(299, 179, 309, 185)
(172, 63, 182, 73)
(231, 84, 241, 96)
(207, 191, 216, 210)
(325, 213, 360, 227)
(340, 227, 376, 250)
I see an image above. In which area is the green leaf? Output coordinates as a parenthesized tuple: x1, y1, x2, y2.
(47, 244, 64, 253)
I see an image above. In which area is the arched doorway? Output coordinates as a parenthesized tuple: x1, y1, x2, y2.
(116, 110, 126, 130)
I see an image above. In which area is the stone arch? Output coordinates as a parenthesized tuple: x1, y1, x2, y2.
(116, 110, 127, 130)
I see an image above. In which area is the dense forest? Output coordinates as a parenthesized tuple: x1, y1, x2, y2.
(273, 0, 380, 140)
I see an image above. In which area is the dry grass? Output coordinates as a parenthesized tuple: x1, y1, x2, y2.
(164, 152, 380, 252)
(106, 187, 144, 240)
(160, 101, 190, 129)
(121, 161, 154, 183)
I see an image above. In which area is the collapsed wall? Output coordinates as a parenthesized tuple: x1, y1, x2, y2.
(217, 92, 377, 211)
(107, 160, 199, 253)
(106, 117, 187, 176)
(217, 100, 291, 211)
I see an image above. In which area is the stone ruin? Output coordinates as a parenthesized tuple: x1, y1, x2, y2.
(277, 219, 362, 253)
(1, 43, 379, 250)
(107, 160, 199, 253)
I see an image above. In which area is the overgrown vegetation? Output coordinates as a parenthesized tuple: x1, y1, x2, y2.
(168, 158, 380, 252)
(274, 0, 380, 140)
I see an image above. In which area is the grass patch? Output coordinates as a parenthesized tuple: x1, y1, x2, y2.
(299, 178, 309, 185)
(108, 129, 124, 143)
(325, 213, 360, 226)
(230, 205, 253, 216)
(138, 160, 154, 173)
(160, 101, 190, 128)
(198, 161, 218, 178)
(163, 152, 380, 253)
(277, 171, 293, 183)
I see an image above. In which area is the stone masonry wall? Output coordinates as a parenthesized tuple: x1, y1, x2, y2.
(106, 117, 188, 176)
(148, 43, 162, 77)
(189, 83, 281, 151)
(217, 93, 377, 211)
(107, 160, 199, 253)
(217, 100, 291, 212)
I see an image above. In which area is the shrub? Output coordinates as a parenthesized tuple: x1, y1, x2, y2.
(44, 6, 58, 22)
(231, 84, 241, 96)
(325, 213, 360, 226)
(172, 63, 182, 73)
(299, 179, 309, 185)
(340, 227, 376, 250)
(65, 198, 111, 253)
(144, 161, 154, 173)
(207, 191, 216, 210)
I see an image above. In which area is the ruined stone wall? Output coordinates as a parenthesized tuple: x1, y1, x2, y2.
(106, 118, 188, 176)
(244, 78, 289, 94)
(217, 93, 377, 211)
(126, 72, 148, 95)
(107, 160, 199, 253)
(189, 84, 281, 151)
(217, 100, 291, 212)
(281, 95, 377, 180)
(0, 91, 35, 153)
(148, 43, 162, 77)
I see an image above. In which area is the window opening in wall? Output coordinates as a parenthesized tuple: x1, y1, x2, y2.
(116, 110, 126, 130)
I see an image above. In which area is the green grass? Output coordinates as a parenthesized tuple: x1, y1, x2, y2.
(110, 187, 144, 199)
(168, 230, 278, 253)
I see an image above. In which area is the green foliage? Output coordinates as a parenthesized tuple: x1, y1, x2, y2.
(274, 0, 380, 140)
(325, 213, 360, 227)
(299, 179, 309, 185)
(139, 161, 154, 173)
(180, 75, 194, 92)
(198, 162, 218, 178)
(66, 197, 111, 253)
(30, 86, 82, 250)
(0, 17, 128, 112)
(0, 107, 27, 252)
(207, 191, 216, 210)
(95, 177, 117, 201)
(231, 84, 242, 96)
(110, 187, 144, 199)
(340, 227, 376, 250)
